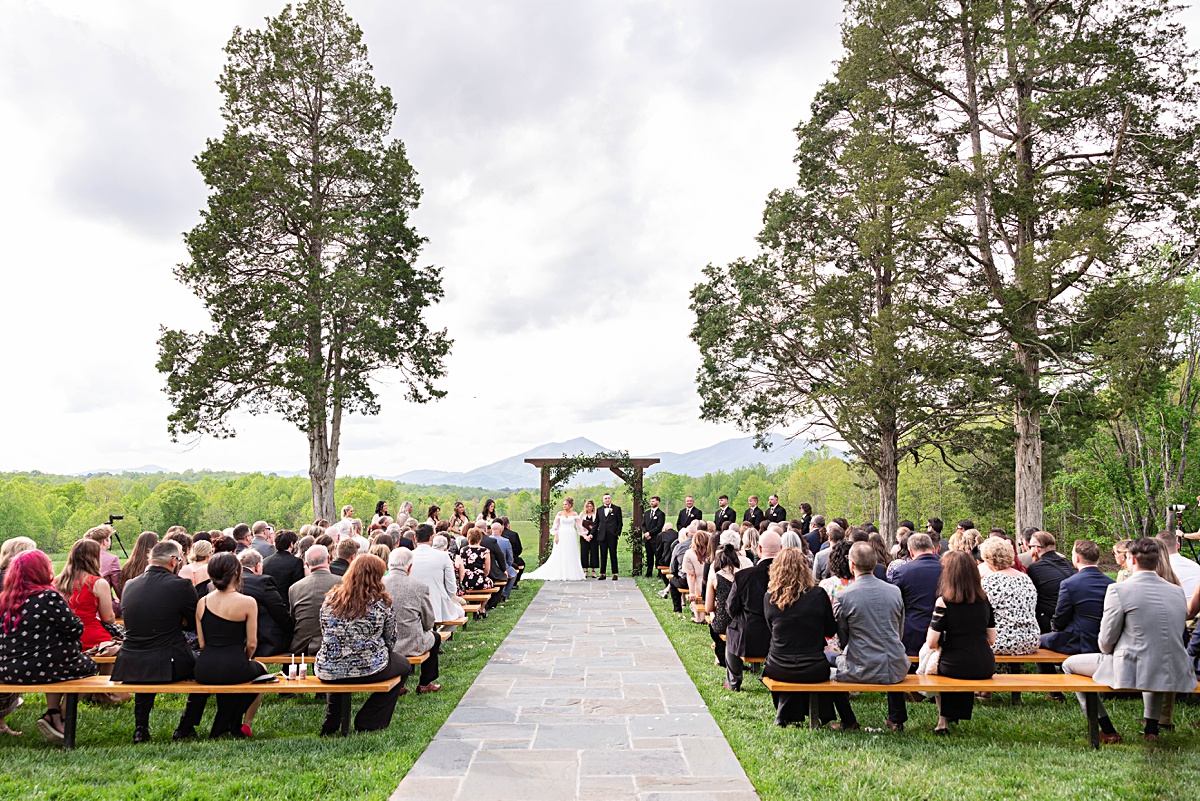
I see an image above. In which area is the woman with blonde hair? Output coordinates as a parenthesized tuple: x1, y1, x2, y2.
(682, 532, 712, 623)
(0, 537, 37, 590)
(978, 538, 1039, 655)
(54, 539, 116, 651)
(179, 539, 214, 589)
(762, 548, 850, 728)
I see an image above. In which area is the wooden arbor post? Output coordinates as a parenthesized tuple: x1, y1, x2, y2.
(525, 456, 660, 567)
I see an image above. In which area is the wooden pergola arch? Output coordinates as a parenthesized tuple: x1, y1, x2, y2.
(525, 456, 660, 571)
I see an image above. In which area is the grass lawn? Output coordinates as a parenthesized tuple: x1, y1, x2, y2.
(0, 580, 542, 800)
(634, 576, 1200, 801)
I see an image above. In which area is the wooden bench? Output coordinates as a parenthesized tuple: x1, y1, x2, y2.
(759, 673, 1199, 748)
(91, 652, 430, 666)
(714, 633, 764, 664)
(436, 618, 467, 631)
(0, 673, 406, 748)
(906, 648, 1068, 665)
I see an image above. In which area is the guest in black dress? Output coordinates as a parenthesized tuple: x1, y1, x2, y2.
(926, 550, 996, 733)
(193, 553, 268, 738)
(705, 544, 741, 668)
(763, 549, 855, 728)
(0, 550, 98, 744)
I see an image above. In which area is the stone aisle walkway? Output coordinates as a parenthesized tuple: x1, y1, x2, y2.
(391, 579, 759, 801)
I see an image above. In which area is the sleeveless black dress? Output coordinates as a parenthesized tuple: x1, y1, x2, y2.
(195, 609, 267, 685)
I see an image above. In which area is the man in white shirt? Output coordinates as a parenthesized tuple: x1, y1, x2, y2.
(410, 523, 465, 622)
(1163, 530, 1200, 599)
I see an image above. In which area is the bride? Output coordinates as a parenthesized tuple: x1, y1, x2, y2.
(524, 497, 588, 581)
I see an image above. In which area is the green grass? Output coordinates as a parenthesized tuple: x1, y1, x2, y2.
(0, 581, 542, 800)
(634, 576, 1200, 801)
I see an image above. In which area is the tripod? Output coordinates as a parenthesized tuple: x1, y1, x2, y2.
(107, 514, 129, 558)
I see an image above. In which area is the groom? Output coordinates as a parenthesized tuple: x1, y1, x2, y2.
(595, 493, 623, 581)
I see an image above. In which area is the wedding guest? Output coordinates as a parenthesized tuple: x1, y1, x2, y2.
(705, 544, 741, 668)
(119, 531, 159, 590)
(249, 521, 275, 559)
(262, 530, 305, 599)
(54, 539, 115, 651)
(763, 548, 849, 727)
(950, 528, 983, 563)
(411, 524, 465, 622)
(1027, 531, 1077, 634)
(193, 552, 267, 738)
(479, 525, 509, 608)
(833, 542, 910, 731)
(978, 537, 1039, 655)
(813, 525, 844, 580)
(384, 548, 441, 693)
(1062, 537, 1196, 742)
(1041, 539, 1114, 655)
(867, 533, 890, 579)
(818, 541, 854, 602)
(288, 545, 341, 655)
(683, 533, 712, 623)
(1159, 530, 1200, 598)
(179, 539, 213, 591)
(111, 541, 206, 743)
(213, 534, 238, 554)
(458, 528, 493, 591)
(0, 550, 98, 744)
(490, 522, 517, 601)
(780, 532, 803, 552)
(927, 551, 996, 734)
(725, 531, 781, 692)
(891, 533, 942, 655)
(330, 539, 358, 577)
(84, 526, 123, 614)
(236, 549, 293, 657)
(803, 515, 824, 555)
(742, 527, 760, 565)
(499, 517, 524, 588)
(1113, 540, 1133, 582)
(316, 555, 411, 735)
(232, 523, 253, 553)
(0, 537, 37, 593)
(886, 530, 913, 582)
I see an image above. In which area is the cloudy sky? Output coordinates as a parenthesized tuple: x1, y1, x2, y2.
(4, 1, 1196, 478)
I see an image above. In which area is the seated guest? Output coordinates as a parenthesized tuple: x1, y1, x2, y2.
(316, 555, 412, 734)
(262, 530, 305, 599)
(978, 537, 1039, 655)
(384, 548, 441, 693)
(1160, 530, 1200, 599)
(1113, 540, 1133, 582)
(499, 517, 524, 588)
(819, 541, 854, 602)
(0, 536, 37, 590)
(705, 544, 742, 668)
(330, 538, 359, 577)
(867, 533, 890, 580)
(213, 534, 238, 554)
(1042, 539, 1113, 656)
(780, 531, 803, 552)
(0, 550, 98, 744)
(834, 542, 910, 731)
(232, 523, 252, 553)
(1026, 531, 1077, 634)
(458, 528, 494, 592)
(656, 523, 679, 581)
(683, 532, 712, 623)
(370, 543, 392, 563)
(489, 522, 517, 601)
(927, 551, 996, 734)
(289, 545, 341, 655)
(179, 539, 213, 591)
(480, 524, 510, 609)
(763, 548, 849, 728)
(886, 530, 913, 582)
(803, 515, 824, 555)
(891, 533, 942, 655)
(411, 524, 466, 622)
(725, 531, 781, 691)
(1063, 538, 1197, 742)
(84, 526, 123, 616)
(119, 531, 159, 597)
(665, 524, 695, 610)
(296, 535, 315, 564)
(236, 549, 293, 657)
(54, 538, 116, 652)
(813, 525, 845, 580)
(193, 552, 268, 738)
(111, 541, 206, 743)
(742, 527, 759, 565)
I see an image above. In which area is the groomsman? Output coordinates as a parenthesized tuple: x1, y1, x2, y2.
(595, 493, 623, 580)
(715, 495, 737, 529)
(766, 495, 787, 525)
(677, 496, 703, 532)
(642, 496, 665, 577)
(743, 495, 765, 529)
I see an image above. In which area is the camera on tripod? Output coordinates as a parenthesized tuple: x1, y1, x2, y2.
(1168, 504, 1189, 512)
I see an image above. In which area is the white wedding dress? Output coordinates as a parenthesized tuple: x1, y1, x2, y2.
(525, 513, 586, 581)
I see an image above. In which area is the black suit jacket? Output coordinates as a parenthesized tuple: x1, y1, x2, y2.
(726, 557, 773, 659)
(643, 508, 665, 541)
(656, 529, 679, 566)
(1042, 567, 1114, 655)
(330, 558, 350, 577)
(677, 507, 703, 531)
(767, 505, 788, 525)
(743, 506, 765, 528)
(111, 566, 198, 683)
(595, 504, 623, 542)
(502, 528, 524, 568)
(1027, 551, 1078, 634)
(262, 550, 305, 600)
(481, 534, 508, 583)
(241, 570, 294, 657)
(715, 506, 737, 529)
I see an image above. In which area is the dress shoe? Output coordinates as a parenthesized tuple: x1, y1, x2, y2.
(1047, 692, 1066, 703)
(417, 683, 442, 694)
(133, 726, 151, 744)
(885, 720, 904, 732)
(239, 724, 253, 738)
(1142, 732, 1159, 743)
(1098, 732, 1122, 744)
(828, 721, 860, 731)
(611, 574, 618, 581)
(172, 726, 197, 741)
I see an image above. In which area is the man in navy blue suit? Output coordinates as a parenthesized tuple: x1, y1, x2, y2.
(883, 532, 941, 731)
(1041, 539, 1114, 655)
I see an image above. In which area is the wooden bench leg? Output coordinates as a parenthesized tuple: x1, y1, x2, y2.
(1084, 692, 1100, 750)
(62, 693, 79, 750)
(341, 693, 352, 737)
(808, 693, 820, 730)
(1010, 692, 1021, 707)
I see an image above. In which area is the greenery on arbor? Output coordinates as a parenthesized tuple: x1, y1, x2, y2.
(157, 0, 450, 524)
(691, 14, 991, 539)
(854, 0, 1200, 532)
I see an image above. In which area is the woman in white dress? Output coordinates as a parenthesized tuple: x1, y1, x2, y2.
(525, 497, 587, 582)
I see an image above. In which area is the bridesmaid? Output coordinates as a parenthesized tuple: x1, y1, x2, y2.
(580, 500, 598, 579)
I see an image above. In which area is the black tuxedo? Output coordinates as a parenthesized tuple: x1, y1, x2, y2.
(596, 503, 623, 576)
(642, 508, 666, 576)
(262, 549, 305, 600)
(677, 506, 703, 531)
(724, 556, 773, 690)
(767, 505, 788, 525)
(241, 570, 294, 657)
(502, 527, 525, 586)
(715, 506, 737, 529)
(743, 505, 765, 528)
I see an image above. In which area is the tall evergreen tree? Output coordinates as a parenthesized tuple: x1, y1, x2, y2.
(157, 0, 451, 522)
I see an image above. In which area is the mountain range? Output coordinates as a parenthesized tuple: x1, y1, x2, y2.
(390, 435, 839, 490)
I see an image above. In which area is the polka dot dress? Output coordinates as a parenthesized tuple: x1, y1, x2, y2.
(0, 590, 97, 684)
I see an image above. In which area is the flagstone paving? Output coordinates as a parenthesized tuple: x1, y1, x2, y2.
(391, 579, 759, 801)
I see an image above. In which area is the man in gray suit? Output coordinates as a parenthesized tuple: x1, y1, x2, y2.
(1063, 538, 1197, 742)
(384, 548, 441, 693)
(834, 542, 911, 731)
(288, 545, 341, 655)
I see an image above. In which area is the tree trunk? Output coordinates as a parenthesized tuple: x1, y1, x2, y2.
(1014, 343, 1043, 534)
(309, 434, 337, 523)
(876, 426, 900, 547)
